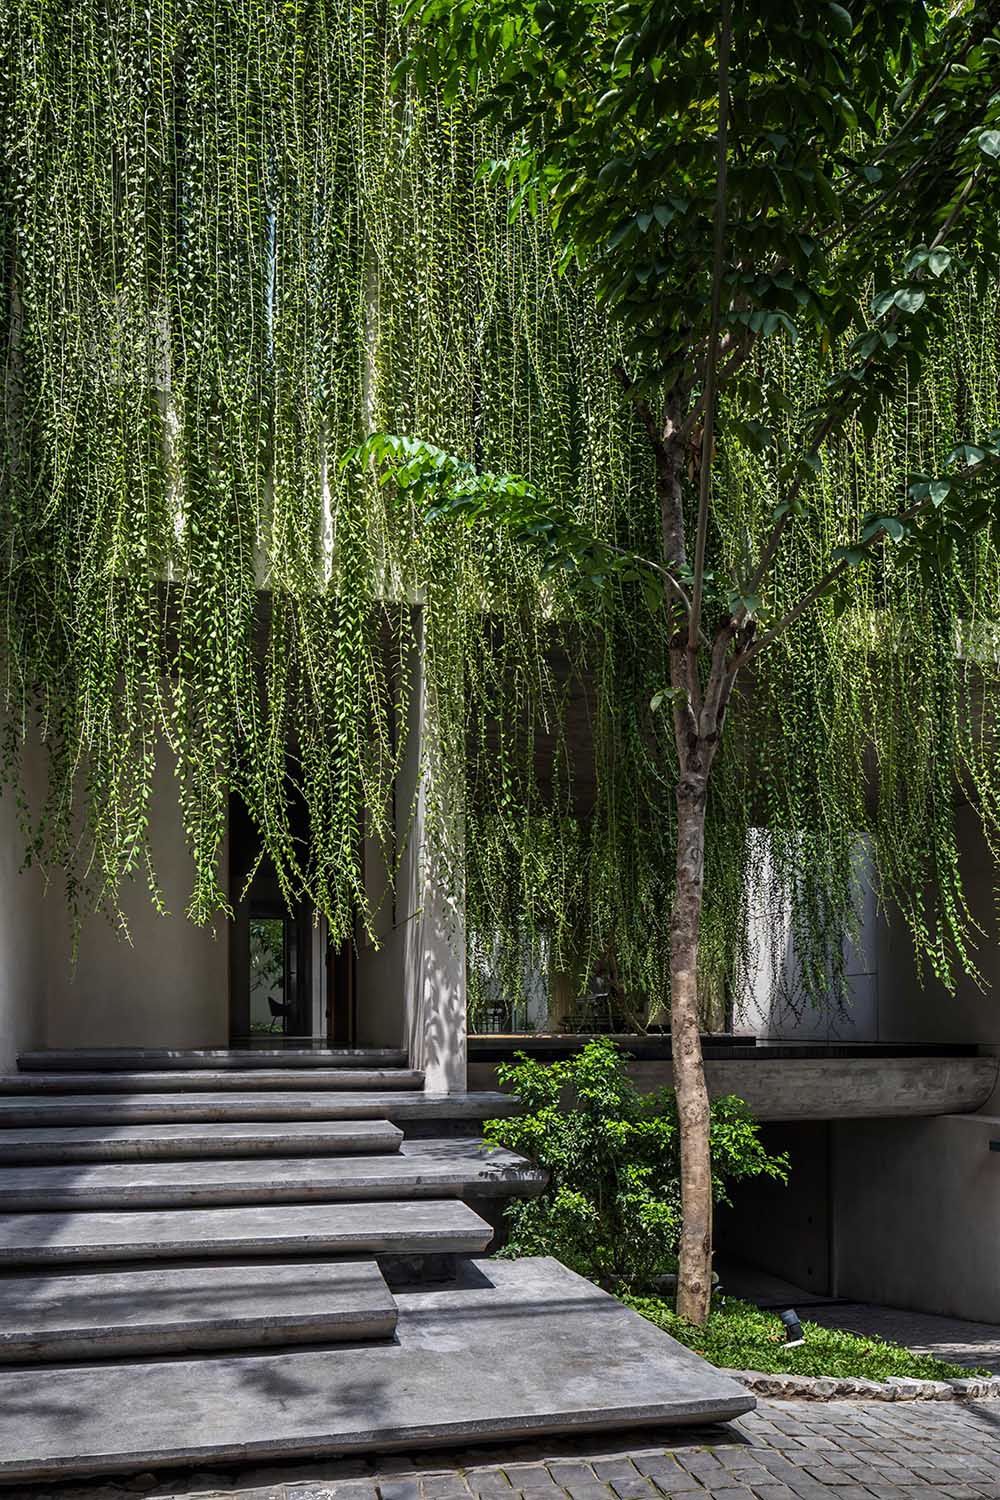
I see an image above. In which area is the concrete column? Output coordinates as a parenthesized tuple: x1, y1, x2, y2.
(402, 613, 467, 1094)
(352, 611, 468, 1089)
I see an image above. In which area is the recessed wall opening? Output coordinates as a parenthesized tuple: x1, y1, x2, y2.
(228, 792, 355, 1047)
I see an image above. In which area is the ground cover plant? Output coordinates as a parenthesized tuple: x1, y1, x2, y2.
(629, 1294, 993, 1382)
(485, 1038, 788, 1290)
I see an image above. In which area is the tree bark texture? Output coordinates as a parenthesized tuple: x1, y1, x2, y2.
(671, 766, 713, 1325)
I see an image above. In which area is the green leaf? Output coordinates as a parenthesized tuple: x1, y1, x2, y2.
(978, 130, 1000, 159)
(893, 287, 925, 314)
(947, 444, 987, 466)
(826, 3, 854, 35)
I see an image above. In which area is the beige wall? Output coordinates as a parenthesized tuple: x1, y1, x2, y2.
(0, 726, 47, 1070)
(41, 746, 229, 1049)
(0, 734, 228, 1062)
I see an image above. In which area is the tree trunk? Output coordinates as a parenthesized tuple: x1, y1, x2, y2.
(672, 765, 713, 1325)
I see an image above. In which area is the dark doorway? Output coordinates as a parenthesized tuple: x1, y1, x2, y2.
(228, 795, 355, 1045)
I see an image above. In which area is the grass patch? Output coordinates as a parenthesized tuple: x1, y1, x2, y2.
(626, 1294, 991, 1382)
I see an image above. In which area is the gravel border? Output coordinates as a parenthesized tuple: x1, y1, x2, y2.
(724, 1369, 1000, 1401)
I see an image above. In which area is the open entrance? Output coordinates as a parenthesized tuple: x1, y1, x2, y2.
(228, 795, 356, 1045)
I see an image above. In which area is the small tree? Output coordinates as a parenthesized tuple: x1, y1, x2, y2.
(349, 2, 1000, 1321)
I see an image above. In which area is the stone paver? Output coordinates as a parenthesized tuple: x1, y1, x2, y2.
(8, 1397, 1000, 1500)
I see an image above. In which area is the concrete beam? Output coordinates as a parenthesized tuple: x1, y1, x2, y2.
(468, 1054, 999, 1121)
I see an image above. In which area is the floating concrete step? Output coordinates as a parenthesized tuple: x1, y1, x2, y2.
(18, 1047, 409, 1072)
(0, 1257, 753, 1482)
(0, 1089, 522, 1126)
(0, 1139, 545, 1210)
(0, 1198, 493, 1266)
(0, 1068, 424, 1094)
(0, 1257, 397, 1363)
(0, 1118, 404, 1164)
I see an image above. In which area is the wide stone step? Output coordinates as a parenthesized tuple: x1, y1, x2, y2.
(0, 1068, 425, 1094)
(19, 1048, 408, 1072)
(0, 1198, 493, 1266)
(0, 1089, 522, 1125)
(0, 1258, 397, 1363)
(0, 1119, 404, 1164)
(0, 1257, 753, 1482)
(0, 1139, 545, 1210)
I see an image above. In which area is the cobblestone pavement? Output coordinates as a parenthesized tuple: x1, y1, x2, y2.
(799, 1305, 1000, 1372)
(18, 1399, 1000, 1500)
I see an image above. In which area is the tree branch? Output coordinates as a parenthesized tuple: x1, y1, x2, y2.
(688, 0, 732, 654)
(677, 328, 759, 445)
(613, 363, 666, 455)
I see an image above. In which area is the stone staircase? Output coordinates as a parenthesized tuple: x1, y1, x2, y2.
(0, 1047, 752, 1483)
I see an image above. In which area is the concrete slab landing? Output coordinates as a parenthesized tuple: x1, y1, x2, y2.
(0, 1257, 753, 1483)
(0, 1257, 397, 1362)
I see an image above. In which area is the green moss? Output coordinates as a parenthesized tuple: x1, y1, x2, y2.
(626, 1294, 991, 1382)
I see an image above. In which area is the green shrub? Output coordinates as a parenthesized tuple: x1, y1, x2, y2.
(485, 1038, 788, 1292)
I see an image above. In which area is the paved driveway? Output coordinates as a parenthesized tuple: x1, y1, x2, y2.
(18, 1398, 1000, 1500)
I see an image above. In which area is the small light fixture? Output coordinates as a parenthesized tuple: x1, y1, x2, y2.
(781, 1308, 805, 1347)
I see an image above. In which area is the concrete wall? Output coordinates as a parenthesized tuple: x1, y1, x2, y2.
(736, 835, 879, 1043)
(716, 1123, 832, 1296)
(714, 1109, 1000, 1320)
(468, 1053, 996, 1120)
(876, 803, 1000, 1049)
(347, 618, 468, 1089)
(833, 1113, 1000, 1322)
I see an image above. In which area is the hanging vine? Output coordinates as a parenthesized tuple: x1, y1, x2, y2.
(1, 0, 999, 1028)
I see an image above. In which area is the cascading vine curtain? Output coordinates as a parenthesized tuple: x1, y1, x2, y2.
(2, 0, 1000, 1026)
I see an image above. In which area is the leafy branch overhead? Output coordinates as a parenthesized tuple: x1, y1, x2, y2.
(347, 424, 1000, 649)
(344, 433, 693, 615)
(398, 0, 1000, 638)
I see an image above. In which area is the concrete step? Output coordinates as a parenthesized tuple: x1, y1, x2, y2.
(0, 1139, 545, 1210)
(0, 1257, 753, 1482)
(0, 1258, 397, 1363)
(0, 1068, 425, 1094)
(0, 1089, 522, 1126)
(0, 1119, 404, 1164)
(18, 1048, 408, 1072)
(0, 1198, 494, 1266)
